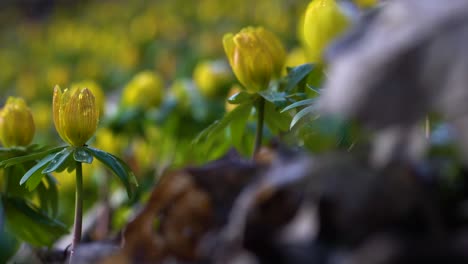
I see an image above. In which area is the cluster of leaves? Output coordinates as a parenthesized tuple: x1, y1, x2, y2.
(193, 63, 353, 155)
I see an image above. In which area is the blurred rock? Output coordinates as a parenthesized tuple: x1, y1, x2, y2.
(320, 0, 468, 164)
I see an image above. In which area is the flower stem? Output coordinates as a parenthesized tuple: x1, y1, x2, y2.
(253, 97, 265, 158)
(70, 161, 83, 262)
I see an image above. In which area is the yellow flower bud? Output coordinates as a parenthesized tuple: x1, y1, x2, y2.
(223, 26, 286, 93)
(53, 85, 99, 147)
(0, 97, 35, 147)
(193, 60, 232, 98)
(303, 0, 350, 63)
(71, 80, 105, 116)
(121, 71, 164, 109)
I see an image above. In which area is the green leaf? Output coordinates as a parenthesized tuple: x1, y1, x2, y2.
(19, 154, 55, 188)
(2, 196, 68, 247)
(258, 90, 288, 108)
(85, 147, 137, 198)
(281, 98, 317, 113)
(73, 147, 93, 164)
(264, 101, 292, 133)
(0, 146, 67, 168)
(284, 63, 314, 92)
(228, 101, 252, 149)
(192, 100, 254, 144)
(36, 174, 59, 217)
(227, 91, 253, 104)
(0, 147, 27, 161)
(306, 84, 321, 95)
(290, 104, 318, 129)
(42, 147, 74, 174)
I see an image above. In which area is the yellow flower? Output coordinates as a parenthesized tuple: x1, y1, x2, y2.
(53, 85, 99, 147)
(95, 128, 127, 155)
(223, 26, 286, 93)
(303, 0, 350, 63)
(71, 80, 105, 116)
(0, 97, 35, 147)
(193, 60, 232, 98)
(121, 71, 164, 109)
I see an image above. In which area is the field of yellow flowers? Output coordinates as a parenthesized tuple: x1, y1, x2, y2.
(5, 0, 468, 263)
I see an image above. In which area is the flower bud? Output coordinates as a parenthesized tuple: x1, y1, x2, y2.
(193, 60, 232, 98)
(53, 85, 99, 146)
(223, 27, 286, 93)
(71, 80, 105, 116)
(121, 71, 163, 109)
(303, 0, 350, 62)
(0, 97, 35, 147)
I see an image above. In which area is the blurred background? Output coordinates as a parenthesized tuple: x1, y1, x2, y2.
(0, 0, 310, 254)
(0, 0, 308, 103)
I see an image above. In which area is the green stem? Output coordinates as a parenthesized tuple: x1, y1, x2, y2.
(70, 161, 83, 262)
(253, 97, 265, 158)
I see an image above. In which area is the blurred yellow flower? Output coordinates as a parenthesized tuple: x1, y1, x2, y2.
(170, 78, 194, 111)
(95, 128, 127, 156)
(16, 72, 39, 100)
(130, 14, 158, 44)
(46, 65, 70, 88)
(131, 138, 155, 174)
(355, 0, 378, 9)
(193, 60, 232, 98)
(303, 0, 350, 62)
(121, 71, 164, 109)
(283, 47, 309, 74)
(223, 26, 286, 93)
(31, 102, 52, 133)
(53, 85, 99, 146)
(0, 97, 35, 147)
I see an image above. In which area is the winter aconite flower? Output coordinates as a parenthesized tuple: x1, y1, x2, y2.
(223, 27, 286, 93)
(303, 0, 350, 62)
(121, 71, 163, 109)
(53, 85, 99, 147)
(71, 80, 105, 116)
(0, 97, 35, 147)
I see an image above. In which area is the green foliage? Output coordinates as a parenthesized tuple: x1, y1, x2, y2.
(1, 195, 68, 247)
(20, 154, 55, 191)
(283, 63, 314, 92)
(193, 99, 255, 145)
(85, 147, 138, 198)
